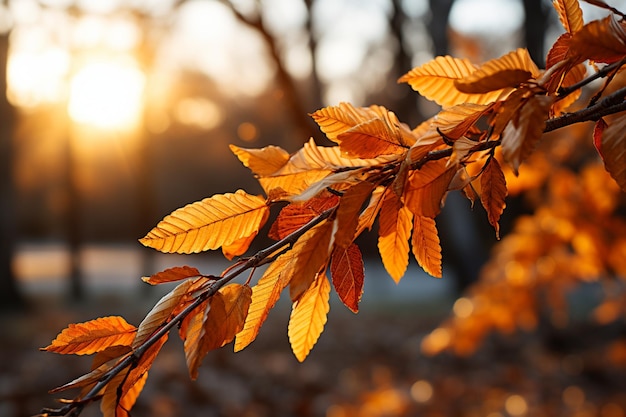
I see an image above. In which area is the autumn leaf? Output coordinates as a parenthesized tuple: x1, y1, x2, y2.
(356, 185, 386, 235)
(139, 190, 269, 254)
(234, 252, 295, 351)
(180, 299, 209, 379)
(553, 0, 584, 33)
(455, 49, 540, 95)
(333, 181, 376, 249)
(101, 371, 148, 417)
(310, 102, 378, 142)
(142, 266, 201, 285)
(403, 159, 456, 218)
(567, 15, 626, 64)
(501, 94, 553, 174)
(480, 158, 508, 238)
(399, 55, 506, 107)
(42, 316, 137, 356)
(378, 191, 413, 283)
(330, 244, 365, 313)
(269, 192, 339, 240)
(222, 232, 258, 260)
(433, 103, 492, 141)
(411, 216, 442, 278)
(133, 280, 193, 349)
(338, 118, 408, 159)
(229, 143, 290, 177)
(288, 273, 331, 362)
(289, 221, 334, 301)
(600, 116, 626, 191)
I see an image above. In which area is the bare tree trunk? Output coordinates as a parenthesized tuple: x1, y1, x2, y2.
(523, 0, 549, 66)
(427, 0, 455, 57)
(0, 31, 24, 311)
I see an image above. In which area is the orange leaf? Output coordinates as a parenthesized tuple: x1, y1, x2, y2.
(399, 55, 505, 106)
(139, 190, 269, 254)
(567, 15, 626, 64)
(230, 143, 290, 176)
(403, 159, 456, 218)
(234, 252, 296, 351)
(411, 216, 442, 278)
(338, 118, 408, 158)
(480, 158, 508, 238)
(334, 181, 376, 249)
(330, 244, 365, 313)
(310, 102, 378, 142)
(288, 273, 331, 362)
(454, 49, 540, 94)
(141, 266, 201, 285)
(553, 0, 584, 33)
(269, 192, 339, 240)
(289, 221, 334, 301)
(42, 316, 136, 356)
(133, 280, 193, 349)
(433, 103, 492, 140)
(378, 192, 413, 283)
(600, 116, 626, 191)
(222, 232, 258, 260)
(180, 299, 209, 379)
(356, 185, 386, 235)
(501, 95, 553, 174)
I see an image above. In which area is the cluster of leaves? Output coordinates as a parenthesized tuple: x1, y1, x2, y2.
(39, 1, 626, 416)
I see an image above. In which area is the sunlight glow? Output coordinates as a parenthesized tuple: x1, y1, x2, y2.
(68, 59, 145, 130)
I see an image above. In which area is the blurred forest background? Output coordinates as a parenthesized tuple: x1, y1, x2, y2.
(2, 1, 626, 417)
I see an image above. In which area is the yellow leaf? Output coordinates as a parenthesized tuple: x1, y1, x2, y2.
(140, 190, 269, 254)
(288, 273, 331, 362)
(403, 159, 456, 218)
(411, 216, 442, 278)
(600, 116, 626, 192)
(310, 102, 376, 142)
(480, 158, 508, 238)
(230, 144, 290, 176)
(502, 95, 553, 174)
(378, 191, 413, 283)
(234, 252, 295, 351)
(356, 185, 386, 235)
(42, 316, 136, 355)
(399, 55, 505, 107)
(455, 49, 540, 94)
(222, 232, 258, 260)
(289, 221, 334, 301)
(133, 280, 193, 349)
(553, 0, 584, 33)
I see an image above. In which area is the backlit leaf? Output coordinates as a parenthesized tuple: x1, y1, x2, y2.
(310, 102, 381, 142)
(600, 116, 626, 191)
(230, 144, 290, 176)
(234, 252, 296, 351)
(404, 159, 456, 218)
(433, 103, 492, 140)
(269, 192, 339, 240)
(140, 190, 269, 254)
(455, 49, 540, 94)
(334, 181, 376, 249)
(141, 266, 201, 285)
(288, 273, 331, 362)
(480, 158, 508, 238)
(411, 216, 442, 278)
(42, 316, 136, 356)
(502, 95, 553, 174)
(378, 192, 413, 283)
(399, 55, 507, 107)
(289, 221, 334, 301)
(356, 185, 386, 235)
(181, 299, 209, 379)
(567, 15, 626, 64)
(133, 280, 193, 349)
(553, 0, 584, 33)
(330, 244, 365, 313)
(338, 118, 407, 158)
(222, 232, 258, 260)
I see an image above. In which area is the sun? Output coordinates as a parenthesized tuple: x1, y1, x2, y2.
(68, 58, 146, 130)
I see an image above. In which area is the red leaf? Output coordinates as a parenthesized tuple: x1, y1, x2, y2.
(330, 244, 365, 313)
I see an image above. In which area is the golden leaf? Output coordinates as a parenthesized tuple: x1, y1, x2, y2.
(229, 144, 290, 176)
(433, 103, 492, 140)
(334, 181, 377, 249)
(338, 118, 408, 158)
(356, 185, 386, 235)
(455, 49, 540, 94)
(133, 280, 193, 349)
(399, 55, 506, 107)
(288, 273, 331, 362)
(411, 216, 442, 278)
(502, 95, 553, 174)
(553, 0, 584, 33)
(330, 244, 365, 313)
(234, 252, 295, 351)
(42, 316, 137, 356)
(222, 232, 258, 260)
(600, 116, 626, 191)
(139, 190, 269, 254)
(403, 159, 456, 218)
(378, 192, 413, 283)
(480, 158, 508, 238)
(567, 15, 626, 64)
(141, 266, 201, 285)
(289, 221, 334, 301)
(310, 102, 379, 142)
